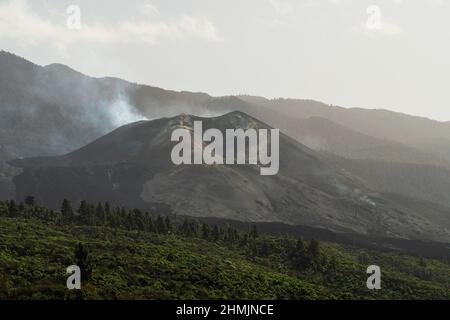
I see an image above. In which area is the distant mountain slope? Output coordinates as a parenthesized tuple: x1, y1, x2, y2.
(10, 112, 450, 243)
(0, 50, 226, 199)
(239, 95, 450, 162)
(0, 52, 229, 158)
(3, 50, 450, 164)
(2, 50, 450, 166)
(329, 155, 450, 208)
(242, 113, 449, 166)
(295, 117, 448, 165)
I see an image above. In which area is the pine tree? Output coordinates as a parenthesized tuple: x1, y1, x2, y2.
(156, 215, 167, 234)
(61, 199, 73, 222)
(240, 234, 249, 247)
(96, 203, 106, 226)
(74, 242, 92, 282)
(146, 215, 155, 233)
(7, 200, 18, 217)
(178, 219, 190, 236)
(133, 209, 145, 231)
(18, 202, 26, 217)
(291, 238, 309, 270)
(88, 204, 96, 226)
(212, 225, 220, 242)
(165, 216, 172, 234)
(250, 225, 258, 239)
(358, 252, 369, 265)
(308, 239, 320, 259)
(189, 221, 199, 237)
(260, 239, 270, 256)
(78, 201, 89, 224)
(307, 239, 320, 270)
(0, 201, 7, 217)
(201, 223, 210, 240)
(104, 202, 111, 225)
(296, 238, 305, 252)
(120, 207, 128, 229)
(326, 256, 338, 281)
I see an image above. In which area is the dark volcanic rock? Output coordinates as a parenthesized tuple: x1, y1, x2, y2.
(11, 112, 450, 243)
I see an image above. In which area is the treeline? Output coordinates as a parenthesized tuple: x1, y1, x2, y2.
(0, 197, 329, 273)
(2, 197, 449, 300)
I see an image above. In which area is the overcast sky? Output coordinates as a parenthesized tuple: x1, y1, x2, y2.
(1, 0, 450, 121)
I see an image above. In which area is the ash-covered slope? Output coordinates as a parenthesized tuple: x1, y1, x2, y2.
(11, 112, 450, 243)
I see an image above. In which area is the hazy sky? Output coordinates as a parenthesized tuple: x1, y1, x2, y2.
(1, 0, 450, 121)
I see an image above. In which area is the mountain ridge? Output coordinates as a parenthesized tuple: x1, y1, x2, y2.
(3, 50, 450, 243)
(10, 111, 450, 243)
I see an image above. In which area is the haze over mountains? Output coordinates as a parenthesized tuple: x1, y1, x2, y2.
(2, 50, 450, 162)
(2, 50, 450, 243)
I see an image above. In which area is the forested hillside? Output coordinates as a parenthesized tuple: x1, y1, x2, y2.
(0, 199, 449, 299)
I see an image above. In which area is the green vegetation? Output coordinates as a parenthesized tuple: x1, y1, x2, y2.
(0, 199, 449, 299)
